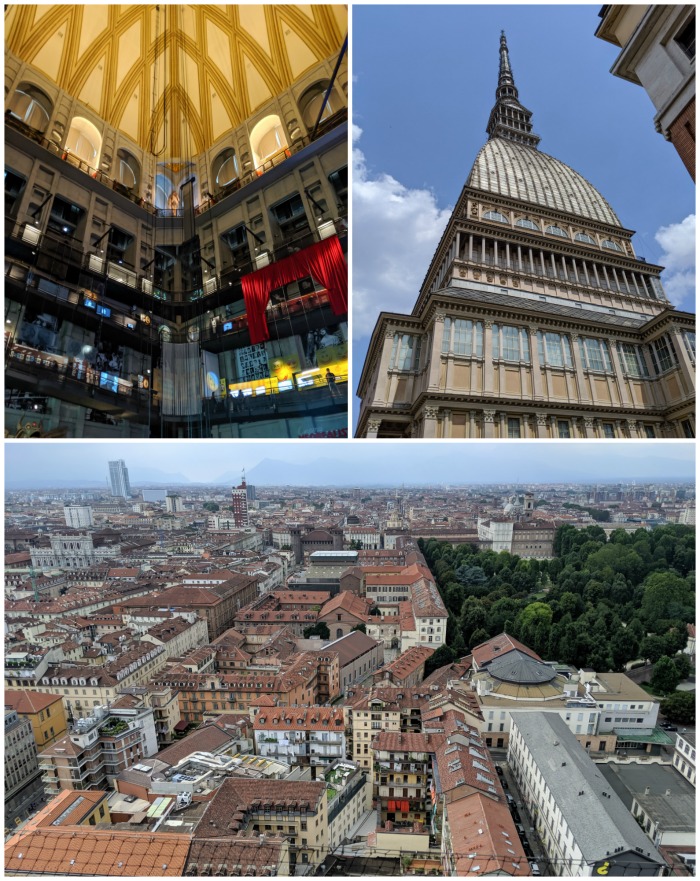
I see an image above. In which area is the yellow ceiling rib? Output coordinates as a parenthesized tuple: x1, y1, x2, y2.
(6, 4, 346, 156)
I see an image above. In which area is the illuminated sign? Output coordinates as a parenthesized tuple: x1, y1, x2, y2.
(96, 305, 111, 318)
(222, 321, 233, 332)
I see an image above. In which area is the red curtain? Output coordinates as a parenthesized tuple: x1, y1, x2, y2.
(241, 236, 348, 344)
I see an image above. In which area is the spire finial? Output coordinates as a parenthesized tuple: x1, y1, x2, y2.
(486, 31, 540, 149)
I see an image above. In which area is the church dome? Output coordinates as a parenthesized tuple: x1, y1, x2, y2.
(468, 137, 621, 227)
(488, 649, 558, 685)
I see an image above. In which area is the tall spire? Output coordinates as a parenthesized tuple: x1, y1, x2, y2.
(486, 31, 541, 149)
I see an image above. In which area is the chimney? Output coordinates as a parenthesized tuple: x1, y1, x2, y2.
(644, 786, 651, 795)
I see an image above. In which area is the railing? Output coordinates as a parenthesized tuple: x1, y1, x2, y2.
(6, 107, 347, 219)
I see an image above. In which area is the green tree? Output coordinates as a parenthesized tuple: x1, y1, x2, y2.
(650, 655, 682, 694)
(351, 623, 367, 634)
(202, 501, 220, 512)
(640, 634, 669, 664)
(423, 644, 456, 677)
(660, 691, 695, 724)
(673, 653, 692, 682)
(469, 627, 490, 650)
(303, 622, 330, 640)
(349, 539, 363, 550)
(641, 571, 695, 630)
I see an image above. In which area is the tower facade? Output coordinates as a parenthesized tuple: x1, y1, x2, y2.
(356, 34, 695, 440)
(231, 478, 250, 528)
(108, 459, 131, 498)
(64, 505, 94, 528)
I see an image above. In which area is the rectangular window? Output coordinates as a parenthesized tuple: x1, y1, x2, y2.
(644, 425, 656, 439)
(682, 331, 696, 365)
(675, 15, 696, 60)
(681, 419, 694, 439)
(650, 335, 677, 374)
(507, 417, 521, 438)
(558, 420, 571, 438)
(582, 337, 612, 371)
(441, 317, 451, 354)
(391, 334, 420, 371)
(453, 319, 472, 356)
(539, 331, 572, 368)
(602, 423, 615, 439)
(617, 342, 648, 377)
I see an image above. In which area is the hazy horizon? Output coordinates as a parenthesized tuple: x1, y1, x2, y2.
(5, 441, 695, 489)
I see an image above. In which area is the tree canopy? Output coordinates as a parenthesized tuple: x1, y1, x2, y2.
(419, 522, 694, 672)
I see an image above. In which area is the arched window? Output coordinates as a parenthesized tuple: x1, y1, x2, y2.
(602, 239, 623, 252)
(117, 148, 140, 192)
(64, 116, 102, 167)
(155, 172, 172, 210)
(212, 148, 239, 188)
(483, 210, 509, 223)
(298, 81, 334, 130)
(8, 82, 53, 132)
(516, 217, 539, 231)
(574, 232, 596, 245)
(545, 224, 569, 238)
(249, 115, 289, 168)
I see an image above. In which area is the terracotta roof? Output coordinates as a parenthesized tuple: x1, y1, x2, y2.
(4, 828, 191, 875)
(254, 707, 344, 731)
(399, 601, 416, 632)
(471, 634, 541, 670)
(186, 836, 287, 876)
(319, 591, 372, 622)
(33, 789, 108, 827)
(446, 793, 530, 876)
(324, 630, 382, 667)
(372, 731, 445, 753)
(5, 689, 64, 713)
(196, 778, 325, 835)
(156, 724, 237, 767)
(381, 646, 434, 681)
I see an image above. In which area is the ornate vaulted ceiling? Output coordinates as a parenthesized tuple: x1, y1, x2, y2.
(5, 4, 347, 158)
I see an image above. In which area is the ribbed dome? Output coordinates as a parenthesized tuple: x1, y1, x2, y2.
(468, 137, 621, 227)
(488, 650, 558, 685)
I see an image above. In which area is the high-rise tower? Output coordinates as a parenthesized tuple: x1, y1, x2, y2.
(108, 459, 131, 498)
(231, 472, 249, 527)
(356, 33, 695, 440)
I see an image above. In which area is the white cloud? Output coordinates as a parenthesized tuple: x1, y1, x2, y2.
(655, 214, 695, 310)
(352, 127, 452, 339)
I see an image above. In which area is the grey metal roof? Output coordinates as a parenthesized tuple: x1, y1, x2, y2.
(598, 762, 696, 833)
(488, 650, 557, 685)
(468, 138, 621, 227)
(441, 283, 649, 329)
(511, 713, 664, 866)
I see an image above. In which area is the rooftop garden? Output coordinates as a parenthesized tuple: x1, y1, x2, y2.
(100, 719, 129, 737)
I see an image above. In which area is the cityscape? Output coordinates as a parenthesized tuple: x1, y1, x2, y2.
(4, 445, 696, 875)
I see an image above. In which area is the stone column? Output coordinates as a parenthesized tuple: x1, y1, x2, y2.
(442, 409, 452, 439)
(483, 321, 495, 395)
(468, 410, 477, 438)
(569, 333, 589, 404)
(614, 419, 625, 439)
(483, 409, 496, 438)
(529, 325, 544, 400)
(365, 419, 381, 439)
(423, 406, 439, 438)
(499, 412, 507, 438)
(626, 419, 641, 439)
(583, 417, 595, 439)
(670, 324, 696, 395)
(535, 412, 548, 438)
(375, 329, 397, 405)
(608, 338, 631, 407)
(427, 312, 446, 391)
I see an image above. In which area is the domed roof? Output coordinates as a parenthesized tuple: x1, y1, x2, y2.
(468, 138, 621, 227)
(488, 649, 558, 685)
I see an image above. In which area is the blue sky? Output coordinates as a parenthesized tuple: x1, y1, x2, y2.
(352, 4, 696, 415)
